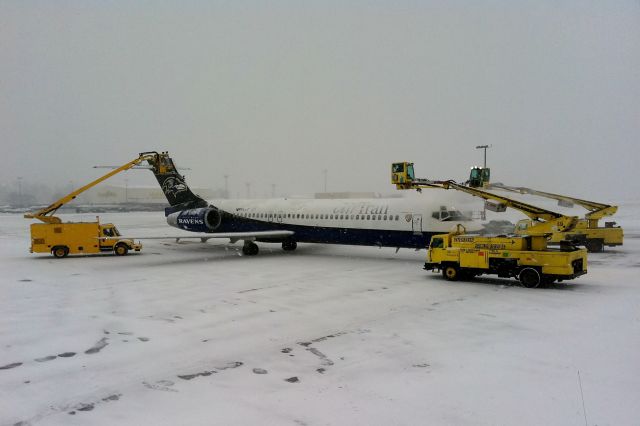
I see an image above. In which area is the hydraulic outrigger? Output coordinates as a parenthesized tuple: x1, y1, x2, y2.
(24, 151, 171, 258)
(391, 162, 588, 287)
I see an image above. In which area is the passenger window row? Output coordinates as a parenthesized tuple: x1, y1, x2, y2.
(236, 212, 401, 221)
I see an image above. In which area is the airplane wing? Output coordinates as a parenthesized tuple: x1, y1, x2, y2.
(100, 230, 294, 242)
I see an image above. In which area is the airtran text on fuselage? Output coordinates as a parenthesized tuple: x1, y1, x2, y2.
(332, 204, 390, 216)
(233, 203, 390, 216)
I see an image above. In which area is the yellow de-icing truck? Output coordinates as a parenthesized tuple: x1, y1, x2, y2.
(454, 165, 624, 252)
(391, 162, 588, 287)
(23, 152, 169, 258)
(29, 219, 141, 258)
(487, 183, 623, 252)
(424, 225, 587, 288)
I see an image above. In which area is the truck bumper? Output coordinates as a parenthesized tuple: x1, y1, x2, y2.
(553, 269, 587, 282)
(424, 262, 439, 271)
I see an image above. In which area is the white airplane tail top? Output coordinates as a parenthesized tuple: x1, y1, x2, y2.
(146, 152, 208, 213)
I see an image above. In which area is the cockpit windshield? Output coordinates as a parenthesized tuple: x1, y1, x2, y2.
(432, 208, 470, 222)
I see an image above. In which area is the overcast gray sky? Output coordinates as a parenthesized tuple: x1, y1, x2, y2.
(2, 1, 639, 202)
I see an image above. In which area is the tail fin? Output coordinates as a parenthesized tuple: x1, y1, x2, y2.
(145, 152, 208, 214)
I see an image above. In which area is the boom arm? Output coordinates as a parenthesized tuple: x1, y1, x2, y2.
(24, 151, 162, 224)
(391, 162, 578, 236)
(487, 182, 617, 220)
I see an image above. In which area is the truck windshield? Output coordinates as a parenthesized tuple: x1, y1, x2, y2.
(392, 163, 404, 173)
(430, 238, 443, 248)
(406, 164, 415, 180)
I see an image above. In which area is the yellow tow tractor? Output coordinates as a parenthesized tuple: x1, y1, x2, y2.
(24, 152, 168, 258)
(391, 162, 588, 288)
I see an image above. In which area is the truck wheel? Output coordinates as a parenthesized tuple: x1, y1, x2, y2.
(585, 239, 604, 253)
(519, 268, 541, 288)
(114, 243, 129, 256)
(442, 265, 460, 281)
(52, 246, 69, 258)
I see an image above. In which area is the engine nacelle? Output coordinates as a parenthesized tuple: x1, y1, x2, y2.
(166, 207, 222, 232)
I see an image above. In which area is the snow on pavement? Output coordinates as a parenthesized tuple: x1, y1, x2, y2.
(1, 211, 639, 425)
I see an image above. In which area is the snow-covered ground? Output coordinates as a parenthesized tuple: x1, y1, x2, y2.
(2, 209, 639, 426)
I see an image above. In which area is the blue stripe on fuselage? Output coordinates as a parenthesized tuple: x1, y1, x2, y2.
(210, 214, 435, 249)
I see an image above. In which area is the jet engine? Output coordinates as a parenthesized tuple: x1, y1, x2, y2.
(166, 207, 222, 232)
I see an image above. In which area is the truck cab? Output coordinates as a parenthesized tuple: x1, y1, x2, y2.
(468, 167, 490, 188)
(391, 162, 416, 189)
(98, 224, 141, 255)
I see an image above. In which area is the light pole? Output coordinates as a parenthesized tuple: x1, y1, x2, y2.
(224, 175, 229, 198)
(475, 145, 491, 221)
(475, 145, 490, 168)
(271, 183, 276, 198)
(245, 182, 251, 199)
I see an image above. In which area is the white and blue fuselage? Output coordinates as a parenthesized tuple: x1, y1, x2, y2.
(166, 197, 478, 249)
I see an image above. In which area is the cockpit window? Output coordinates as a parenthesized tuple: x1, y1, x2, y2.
(432, 209, 469, 221)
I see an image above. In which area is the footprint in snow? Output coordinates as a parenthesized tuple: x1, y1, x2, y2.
(0, 362, 22, 370)
(85, 337, 109, 354)
(35, 355, 57, 362)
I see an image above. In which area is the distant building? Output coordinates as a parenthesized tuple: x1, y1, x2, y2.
(314, 192, 401, 199)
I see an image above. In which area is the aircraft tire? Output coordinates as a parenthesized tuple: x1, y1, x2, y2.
(242, 242, 259, 256)
(282, 241, 297, 251)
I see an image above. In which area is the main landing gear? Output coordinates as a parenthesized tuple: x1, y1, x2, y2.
(242, 241, 259, 256)
(282, 241, 297, 251)
(241, 240, 298, 256)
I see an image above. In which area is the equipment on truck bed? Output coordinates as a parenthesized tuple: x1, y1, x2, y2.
(23, 152, 170, 257)
(487, 183, 623, 252)
(457, 163, 623, 252)
(391, 162, 588, 287)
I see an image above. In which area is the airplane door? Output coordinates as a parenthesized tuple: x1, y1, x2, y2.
(412, 214, 423, 235)
(277, 211, 284, 224)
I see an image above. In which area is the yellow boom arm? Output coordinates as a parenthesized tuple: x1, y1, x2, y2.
(487, 182, 618, 220)
(24, 151, 162, 224)
(391, 162, 578, 236)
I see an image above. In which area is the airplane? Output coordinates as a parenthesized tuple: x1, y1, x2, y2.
(130, 152, 480, 256)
